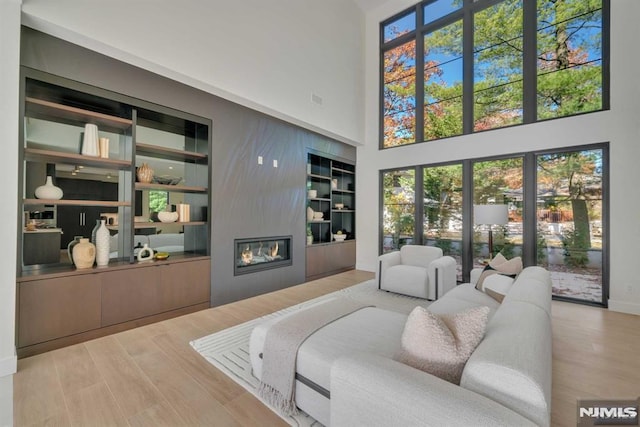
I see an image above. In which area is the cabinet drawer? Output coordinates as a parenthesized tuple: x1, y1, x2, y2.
(101, 266, 161, 326)
(18, 275, 102, 347)
(156, 259, 210, 312)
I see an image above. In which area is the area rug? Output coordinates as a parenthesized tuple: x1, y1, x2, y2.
(190, 279, 429, 426)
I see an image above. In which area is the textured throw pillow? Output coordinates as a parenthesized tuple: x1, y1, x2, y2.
(395, 305, 490, 384)
(475, 254, 523, 293)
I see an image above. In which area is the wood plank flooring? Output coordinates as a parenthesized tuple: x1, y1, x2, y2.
(12, 270, 640, 426)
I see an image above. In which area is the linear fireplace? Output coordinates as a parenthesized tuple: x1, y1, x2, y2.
(234, 235, 292, 276)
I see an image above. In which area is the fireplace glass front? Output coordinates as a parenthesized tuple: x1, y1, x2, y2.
(234, 235, 292, 275)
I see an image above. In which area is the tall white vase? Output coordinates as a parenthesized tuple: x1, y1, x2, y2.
(34, 176, 63, 200)
(82, 123, 99, 156)
(95, 219, 110, 267)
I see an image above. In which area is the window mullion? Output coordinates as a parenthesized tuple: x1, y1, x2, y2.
(462, 2, 474, 135)
(416, 6, 425, 144)
(522, 0, 537, 123)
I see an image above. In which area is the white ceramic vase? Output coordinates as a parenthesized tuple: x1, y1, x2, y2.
(72, 238, 95, 269)
(307, 206, 314, 221)
(34, 176, 63, 200)
(82, 123, 99, 156)
(95, 219, 110, 267)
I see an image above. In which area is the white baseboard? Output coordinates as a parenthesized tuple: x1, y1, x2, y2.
(608, 299, 640, 316)
(0, 349, 17, 378)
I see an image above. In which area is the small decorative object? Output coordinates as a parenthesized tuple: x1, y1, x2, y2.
(307, 189, 317, 198)
(331, 179, 338, 190)
(136, 163, 154, 183)
(313, 211, 324, 220)
(334, 231, 347, 242)
(155, 252, 170, 260)
(72, 238, 95, 269)
(307, 206, 314, 221)
(98, 137, 110, 158)
(335, 203, 344, 210)
(152, 175, 183, 185)
(81, 124, 99, 156)
(137, 243, 154, 262)
(307, 227, 313, 245)
(34, 176, 63, 200)
(95, 219, 110, 267)
(67, 235, 84, 265)
(158, 211, 179, 223)
(177, 203, 190, 222)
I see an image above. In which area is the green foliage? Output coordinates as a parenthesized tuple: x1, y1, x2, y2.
(561, 228, 590, 268)
(148, 190, 168, 213)
(382, 0, 603, 147)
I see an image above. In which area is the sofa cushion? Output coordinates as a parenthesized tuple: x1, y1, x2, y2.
(503, 266, 552, 316)
(382, 264, 429, 299)
(476, 254, 522, 290)
(395, 305, 490, 384)
(429, 283, 500, 318)
(482, 274, 516, 303)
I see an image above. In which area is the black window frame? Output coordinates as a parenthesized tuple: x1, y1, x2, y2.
(379, 0, 610, 149)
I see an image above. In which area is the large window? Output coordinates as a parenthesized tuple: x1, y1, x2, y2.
(379, 144, 608, 306)
(381, 0, 608, 148)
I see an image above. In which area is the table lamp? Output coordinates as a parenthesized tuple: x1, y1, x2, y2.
(474, 204, 509, 259)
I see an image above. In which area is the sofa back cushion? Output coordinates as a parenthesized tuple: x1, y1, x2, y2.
(460, 267, 552, 427)
(400, 245, 443, 268)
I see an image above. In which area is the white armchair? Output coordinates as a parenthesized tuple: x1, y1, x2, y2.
(376, 245, 457, 300)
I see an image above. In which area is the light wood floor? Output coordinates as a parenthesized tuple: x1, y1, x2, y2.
(12, 270, 640, 426)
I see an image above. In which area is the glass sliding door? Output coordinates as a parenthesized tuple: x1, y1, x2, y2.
(423, 164, 463, 281)
(472, 158, 524, 268)
(382, 169, 416, 253)
(536, 149, 604, 303)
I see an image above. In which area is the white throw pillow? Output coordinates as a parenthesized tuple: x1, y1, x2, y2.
(395, 305, 490, 384)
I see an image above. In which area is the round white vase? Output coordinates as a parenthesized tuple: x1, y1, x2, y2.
(95, 219, 110, 267)
(34, 176, 63, 200)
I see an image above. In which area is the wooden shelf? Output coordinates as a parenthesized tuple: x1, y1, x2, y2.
(136, 142, 208, 163)
(332, 209, 355, 213)
(332, 189, 355, 194)
(25, 97, 132, 132)
(332, 167, 355, 175)
(309, 197, 331, 202)
(24, 147, 131, 170)
(24, 199, 129, 207)
(307, 173, 331, 181)
(135, 182, 207, 193)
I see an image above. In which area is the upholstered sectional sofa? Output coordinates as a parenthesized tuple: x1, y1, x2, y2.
(250, 266, 552, 426)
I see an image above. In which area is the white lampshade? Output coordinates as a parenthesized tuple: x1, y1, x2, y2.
(474, 204, 509, 225)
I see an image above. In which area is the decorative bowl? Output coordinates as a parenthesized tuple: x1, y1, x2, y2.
(307, 189, 317, 198)
(313, 212, 324, 220)
(334, 203, 344, 210)
(152, 175, 182, 185)
(155, 252, 170, 260)
(333, 234, 347, 242)
(157, 211, 179, 223)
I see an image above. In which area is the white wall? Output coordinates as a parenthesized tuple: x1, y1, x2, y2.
(0, 0, 21, 378)
(356, 0, 640, 315)
(20, 0, 365, 146)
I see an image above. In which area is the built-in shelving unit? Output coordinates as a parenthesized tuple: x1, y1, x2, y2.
(16, 68, 212, 357)
(306, 152, 356, 280)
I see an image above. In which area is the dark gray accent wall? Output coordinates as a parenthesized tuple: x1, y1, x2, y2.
(21, 27, 356, 306)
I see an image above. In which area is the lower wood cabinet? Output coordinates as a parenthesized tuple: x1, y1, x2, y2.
(17, 257, 211, 356)
(18, 273, 102, 348)
(306, 240, 355, 281)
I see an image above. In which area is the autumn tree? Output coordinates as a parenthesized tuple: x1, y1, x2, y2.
(382, 0, 603, 147)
